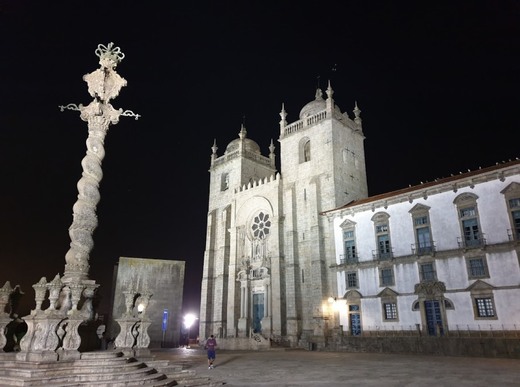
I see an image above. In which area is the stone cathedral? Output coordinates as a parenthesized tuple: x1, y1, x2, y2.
(200, 83, 367, 348)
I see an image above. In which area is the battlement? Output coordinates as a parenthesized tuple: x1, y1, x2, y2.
(234, 172, 281, 193)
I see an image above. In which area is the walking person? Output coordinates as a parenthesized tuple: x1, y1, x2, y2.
(205, 334, 217, 369)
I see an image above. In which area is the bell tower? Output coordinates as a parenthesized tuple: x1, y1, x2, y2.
(278, 82, 368, 345)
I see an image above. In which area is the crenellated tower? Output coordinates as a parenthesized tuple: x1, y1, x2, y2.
(200, 82, 368, 348)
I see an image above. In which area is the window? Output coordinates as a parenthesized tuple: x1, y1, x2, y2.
(303, 140, 311, 162)
(379, 288, 399, 322)
(469, 280, 497, 320)
(466, 256, 489, 279)
(346, 272, 358, 288)
(340, 222, 358, 264)
(420, 262, 436, 281)
(251, 212, 271, 239)
(454, 193, 484, 248)
(502, 182, 520, 241)
(383, 303, 398, 320)
(510, 201, 520, 240)
(372, 212, 392, 260)
(475, 298, 495, 317)
(298, 137, 311, 164)
(221, 173, 229, 191)
(379, 267, 394, 286)
(410, 204, 435, 255)
(340, 219, 357, 264)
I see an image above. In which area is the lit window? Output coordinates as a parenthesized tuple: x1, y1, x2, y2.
(475, 297, 495, 317)
(384, 303, 398, 320)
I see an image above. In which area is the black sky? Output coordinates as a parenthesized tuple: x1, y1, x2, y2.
(1, 1, 519, 319)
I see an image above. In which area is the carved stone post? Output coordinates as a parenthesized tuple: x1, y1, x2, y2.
(0, 282, 13, 349)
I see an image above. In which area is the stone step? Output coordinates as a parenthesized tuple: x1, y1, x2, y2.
(0, 359, 150, 378)
(1, 366, 165, 386)
(32, 375, 178, 387)
(79, 350, 126, 359)
(0, 351, 221, 387)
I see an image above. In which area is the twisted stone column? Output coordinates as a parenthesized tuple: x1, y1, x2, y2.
(62, 43, 130, 283)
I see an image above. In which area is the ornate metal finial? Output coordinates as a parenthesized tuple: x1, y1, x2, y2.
(95, 42, 125, 68)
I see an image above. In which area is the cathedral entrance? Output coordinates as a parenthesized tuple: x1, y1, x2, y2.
(424, 300, 444, 336)
(253, 293, 264, 333)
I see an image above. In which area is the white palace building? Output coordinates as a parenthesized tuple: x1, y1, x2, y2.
(199, 83, 520, 352)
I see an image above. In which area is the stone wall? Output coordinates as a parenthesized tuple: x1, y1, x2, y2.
(324, 336, 520, 358)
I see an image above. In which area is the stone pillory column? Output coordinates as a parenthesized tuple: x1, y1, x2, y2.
(17, 43, 140, 361)
(60, 42, 140, 283)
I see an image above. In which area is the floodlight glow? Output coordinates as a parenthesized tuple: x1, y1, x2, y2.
(184, 313, 197, 329)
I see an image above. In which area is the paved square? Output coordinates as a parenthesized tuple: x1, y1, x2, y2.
(151, 348, 520, 386)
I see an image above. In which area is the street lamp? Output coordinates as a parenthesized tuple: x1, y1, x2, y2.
(183, 313, 198, 348)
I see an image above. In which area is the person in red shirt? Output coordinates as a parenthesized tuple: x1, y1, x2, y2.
(205, 334, 217, 369)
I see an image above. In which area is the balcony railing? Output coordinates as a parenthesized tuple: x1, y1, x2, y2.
(339, 254, 358, 265)
(372, 250, 394, 261)
(411, 242, 436, 256)
(457, 234, 486, 249)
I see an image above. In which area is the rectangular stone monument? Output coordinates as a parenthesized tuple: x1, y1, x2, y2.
(108, 257, 185, 348)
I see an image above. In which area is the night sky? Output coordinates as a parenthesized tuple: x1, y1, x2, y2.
(1, 1, 519, 320)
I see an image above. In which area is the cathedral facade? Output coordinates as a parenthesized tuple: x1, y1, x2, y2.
(199, 84, 367, 348)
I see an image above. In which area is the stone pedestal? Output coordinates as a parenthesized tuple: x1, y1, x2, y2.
(16, 312, 63, 361)
(114, 318, 139, 349)
(0, 315, 12, 350)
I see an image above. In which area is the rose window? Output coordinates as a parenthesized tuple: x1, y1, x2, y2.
(252, 212, 271, 239)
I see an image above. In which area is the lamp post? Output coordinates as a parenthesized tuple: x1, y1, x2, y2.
(183, 313, 198, 349)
